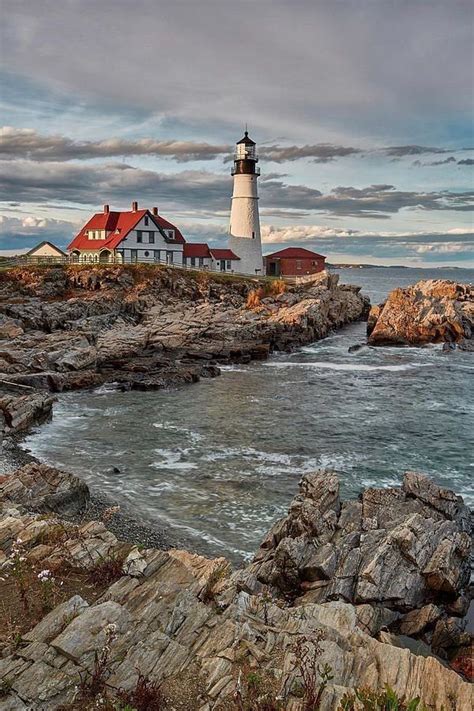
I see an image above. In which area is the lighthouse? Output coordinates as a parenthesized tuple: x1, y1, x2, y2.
(228, 130, 264, 275)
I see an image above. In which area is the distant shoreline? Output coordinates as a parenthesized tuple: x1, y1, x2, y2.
(328, 263, 463, 270)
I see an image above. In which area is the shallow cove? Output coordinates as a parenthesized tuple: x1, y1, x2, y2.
(22, 267, 474, 562)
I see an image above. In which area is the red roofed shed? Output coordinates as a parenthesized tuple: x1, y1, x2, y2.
(264, 247, 326, 277)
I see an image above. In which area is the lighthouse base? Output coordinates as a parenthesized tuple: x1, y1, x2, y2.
(229, 234, 264, 276)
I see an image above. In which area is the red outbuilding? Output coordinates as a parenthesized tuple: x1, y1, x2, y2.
(264, 247, 326, 277)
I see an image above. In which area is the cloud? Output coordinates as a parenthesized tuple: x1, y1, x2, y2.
(260, 181, 474, 217)
(1, 160, 473, 219)
(258, 144, 361, 163)
(260, 224, 474, 245)
(413, 156, 457, 167)
(1, 1, 472, 144)
(0, 127, 229, 163)
(3, 128, 470, 167)
(384, 145, 449, 157)
(0, 213, 78, 250)
(181, 220, 474, 265)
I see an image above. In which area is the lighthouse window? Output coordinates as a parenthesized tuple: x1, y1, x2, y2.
(252, 231, 255, 239)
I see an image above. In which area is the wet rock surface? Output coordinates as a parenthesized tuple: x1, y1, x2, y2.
(367, 279, 473, 346)
(0, 266, 369, 435)
(0, 465, 471, 709)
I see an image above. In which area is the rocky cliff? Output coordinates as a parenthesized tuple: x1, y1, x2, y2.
(0, 265, 368, 435)
(0, 464, 471, 709)
(367, 279, 473, 347)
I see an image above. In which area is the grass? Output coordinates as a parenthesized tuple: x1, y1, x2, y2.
(0, 261, 287, 288)
(0, 564, 109, 652)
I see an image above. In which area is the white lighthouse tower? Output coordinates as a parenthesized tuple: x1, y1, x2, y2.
(228, 130, 264, 275)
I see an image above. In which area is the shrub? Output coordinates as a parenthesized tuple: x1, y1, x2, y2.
(87, 553, 125, 586)
(200, 563, 230, 604)
(116, 673, 166, 711)
(266, 279, 286, 296)
(338, 686, 427, 711)
(232, 667, 283, 711)
(79, 623, 117, 700)
(288, 632, 333, 711)
(246, 287, 264, 309)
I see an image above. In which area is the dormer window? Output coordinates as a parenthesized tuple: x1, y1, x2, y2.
(144, 216, 149, 226)
(166, 229, 175, 240)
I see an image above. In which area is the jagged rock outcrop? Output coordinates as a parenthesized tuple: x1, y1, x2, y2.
(234, 470, 472, 664)
(0, 463, 89, 516)
(367, 279, 473, 346)
(0, 466, 471, 709)
(0, 266, 369, 407)
(0, 385, 53, 435)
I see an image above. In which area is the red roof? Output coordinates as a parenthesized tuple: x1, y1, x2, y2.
(67, 208, 185, 251)
(265, 247, 326, 260)
(210, 249, 240, 260)
(183, 243, 212, 259)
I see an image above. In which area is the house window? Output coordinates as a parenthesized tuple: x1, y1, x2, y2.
(227, 260, 231, 269)
(190, 257, 196, 266)
(154, 250, 161, 262)
(296, 260, 302, 270)
(167, 230, 175, 240)
(149, 232, 155, 243)
(137, 231, 143, 243)
(144, 216, 149, 226)
(199, 257, 204, 267)
(166, 251, 173, 264)
(144, 251, 150, 257)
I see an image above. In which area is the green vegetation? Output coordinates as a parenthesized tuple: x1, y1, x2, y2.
(337, 687, 428, 711)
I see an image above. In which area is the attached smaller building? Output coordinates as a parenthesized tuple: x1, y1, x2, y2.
(209, 249, 241, 272)
(264, 247, 326, 277)
(183, 243, 213, 269)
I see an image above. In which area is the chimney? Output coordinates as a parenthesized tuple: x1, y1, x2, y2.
(152, 206, 158, 216)
(132, 201, 138, 212)
(103, 204, 110, 214)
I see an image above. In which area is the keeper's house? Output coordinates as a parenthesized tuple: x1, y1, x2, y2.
(264, 247, 326, 277)
(67, 202, 185, 265)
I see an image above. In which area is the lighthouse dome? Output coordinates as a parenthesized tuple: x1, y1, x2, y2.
(236, 130, 256, 146)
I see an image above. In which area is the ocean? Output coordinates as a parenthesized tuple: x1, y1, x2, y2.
(21, 266, 474, 561)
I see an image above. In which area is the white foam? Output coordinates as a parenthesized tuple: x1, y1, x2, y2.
(153, 421, 203, 443)
(151, 448, 198, 470)
(265, 361, 430, 373)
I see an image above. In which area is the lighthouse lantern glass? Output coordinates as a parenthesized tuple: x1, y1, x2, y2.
(236, 143, 256, 160)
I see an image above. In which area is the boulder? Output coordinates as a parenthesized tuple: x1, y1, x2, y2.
(0, 463, 90, 515)
(368, 279, 473, 346)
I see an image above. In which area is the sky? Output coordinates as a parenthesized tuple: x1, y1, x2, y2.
(0, 0, 473, 266)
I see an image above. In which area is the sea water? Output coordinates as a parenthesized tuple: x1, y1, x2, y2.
(20, 267, 474, 561)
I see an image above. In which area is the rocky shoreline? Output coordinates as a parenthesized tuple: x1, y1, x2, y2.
(0, 462, 471, 709)
(0, 265, 369, 438)
(1, 267, 473, 708)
